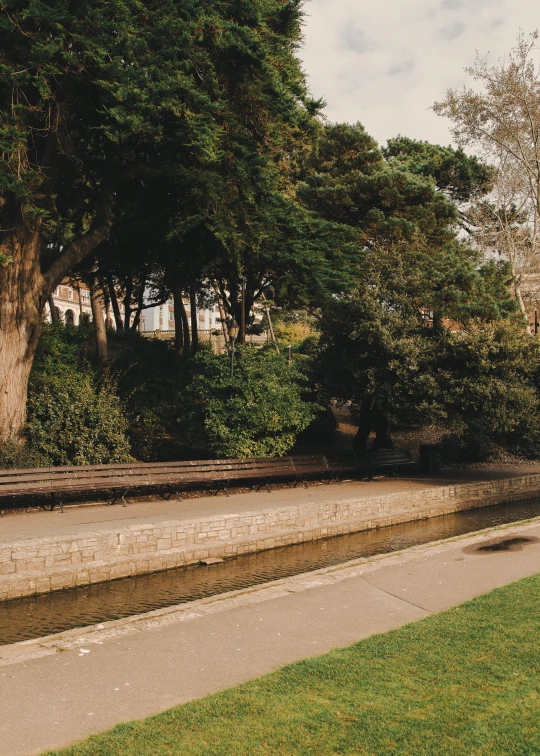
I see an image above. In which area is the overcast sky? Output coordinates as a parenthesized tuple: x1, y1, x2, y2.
(300, 0, 540, 148)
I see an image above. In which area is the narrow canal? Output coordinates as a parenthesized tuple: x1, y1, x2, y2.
(1, 498, 540, 646)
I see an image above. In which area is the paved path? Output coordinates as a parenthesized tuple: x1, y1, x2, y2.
(2, 465, 540, 545)
(1, 517, 540, 756)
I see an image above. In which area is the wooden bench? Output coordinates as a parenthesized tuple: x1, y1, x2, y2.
(0, 454, 357, 511)
(355, 450, 416, 478)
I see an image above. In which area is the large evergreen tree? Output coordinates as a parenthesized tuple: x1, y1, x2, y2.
(0, 0, 320, 438)
(307, 124, 522, 453)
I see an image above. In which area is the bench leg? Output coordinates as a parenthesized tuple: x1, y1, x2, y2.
(213, 480, 230, 497)
(163, 487, 183, 502)
(42, 493, 60, 512)
(104, 489, 129, 506)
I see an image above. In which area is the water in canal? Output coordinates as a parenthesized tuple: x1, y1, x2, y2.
(1, 498, 539, 646)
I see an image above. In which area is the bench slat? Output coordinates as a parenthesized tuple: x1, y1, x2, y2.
(0, 451, 413, 508)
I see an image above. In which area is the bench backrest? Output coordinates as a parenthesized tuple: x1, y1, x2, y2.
(0, 455, 332, 495)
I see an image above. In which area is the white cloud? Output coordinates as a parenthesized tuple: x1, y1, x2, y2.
(299, 0, 540, 147)
(439, 22, 466, 41)
(341, 25, 377, 55)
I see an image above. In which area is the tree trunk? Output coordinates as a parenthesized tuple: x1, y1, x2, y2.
(131, 286, 145, 331)
(240, 277, 246, 345)
(102, 287, 114, 329)
(0, 224, 44, 439)
(123, 280, 133, 331)
(352, 401, 394, 455)
(90, 279, 109, 363)
(75, 282, 84, 319)
(174, 305, 184, 353)
(508, 262, 529, 331)
(212, 281, 229, 345)
(371, 409, 394, 451)
(264, 304, 280, 355)
(106, 274, 124, 330)
(171, 282, 185, 353)
(514, 281, 529, 329)
(172, 286, 190, 355)
(190, 286, 199, 354)
(352, 400, 373, 457)
(48, 295, 59, 323)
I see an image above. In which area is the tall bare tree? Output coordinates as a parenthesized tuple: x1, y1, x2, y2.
(464, 153, 540, 318)
(434, 31, 540, 320)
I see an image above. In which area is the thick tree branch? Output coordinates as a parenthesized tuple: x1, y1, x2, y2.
(41, 187, 115, 296)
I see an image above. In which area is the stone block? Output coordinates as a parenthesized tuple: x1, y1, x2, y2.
(88, 567, 111, 583)
(53, 554, 73, 567)
(50, 573, 74, 590)
(109, 563, 132, 580)
(75, 571, 90, 586)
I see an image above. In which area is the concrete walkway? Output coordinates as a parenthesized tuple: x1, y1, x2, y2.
(1, 516, 540, 756)
(2, 465, 540, 544)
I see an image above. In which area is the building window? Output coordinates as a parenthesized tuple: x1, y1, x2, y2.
(65, 309, 75, 326)
(81, 289, 90, 303)
(68, 289, 73, 301)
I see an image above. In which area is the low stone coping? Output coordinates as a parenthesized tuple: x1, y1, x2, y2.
(1, 473, 540, 601)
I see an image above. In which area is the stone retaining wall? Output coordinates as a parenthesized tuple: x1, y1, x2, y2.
(2, 474, 540, 601)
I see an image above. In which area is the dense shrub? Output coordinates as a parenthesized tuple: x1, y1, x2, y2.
(0, 439, 48, 469)
(111, 333, 192, 461)
(25, 324, 131, 466)
(438, 324, 540, 461)
(316, 291, 540, 461)
(176, 346, 318, 458)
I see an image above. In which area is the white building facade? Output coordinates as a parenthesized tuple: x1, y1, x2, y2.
(45, 282, 93, 326)
(140, 295, 223, 335)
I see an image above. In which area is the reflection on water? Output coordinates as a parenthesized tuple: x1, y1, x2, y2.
(1, 498, 540, 646)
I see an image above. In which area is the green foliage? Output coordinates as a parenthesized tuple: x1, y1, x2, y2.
(308, 122, 536, 461)
(272, 311, 314, 347)
(111, 333, 192, 461)
(111, 335, 318, 461)
(25, 325, 131, 466)
(317, 288, 540, 460)
(177, 347, 318, 458)
(299, 123, 460, 247)
(0, 439, 48, 470)
(383, 137, 495, 203)
(438, 324, 540, 460)
(316, 284, 442, 429)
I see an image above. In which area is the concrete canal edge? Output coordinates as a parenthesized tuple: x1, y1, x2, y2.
(2, 516, 539, 668)
(2, 473, 540, 601)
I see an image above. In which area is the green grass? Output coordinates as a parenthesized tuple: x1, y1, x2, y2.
(46, 574, 540, 756)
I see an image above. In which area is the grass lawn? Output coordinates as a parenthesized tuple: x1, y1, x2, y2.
(46, 574, 540, 756)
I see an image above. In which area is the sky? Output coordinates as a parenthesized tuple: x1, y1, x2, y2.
(300, 0, 540, 148)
